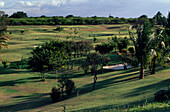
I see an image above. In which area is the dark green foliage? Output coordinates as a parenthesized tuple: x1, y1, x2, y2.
(128, 47, 135, 53)
(129, 22, 152, 79)
(80, 60, 89, 74)
(95, 43, 113, 54)
(85, 52, 110, 90)
(139, 15, 148, 19)
(66, 15, 74, 18)
(0, 11, 9, 48)
(154, 89, 170, 102)
(153, 11, 167, 26)
(117, 37, 130, 52)
(10, 59, 29, 69)
(2, 60, 8, 68)
(58, 77, 76, 96)
(54, 26, 64, 32)
(71, 41, 93, 58)
(51, 87, 61, 103)
(167, 12, 170, 28)
(20, 30, 24, 34)
(8, 16, 131, 25)
(28, 40, 67, 80)
(9, 11, 28, 18)
(65, 79, 75, 95)
(109, 36, 118, 52)
(93, 36, 97, 42)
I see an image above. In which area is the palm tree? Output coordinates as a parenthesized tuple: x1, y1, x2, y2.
(148, 29, 169, 74)
(129, 22, 152, 79)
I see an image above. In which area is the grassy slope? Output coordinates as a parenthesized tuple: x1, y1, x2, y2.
(0, 25, 169, 112)
(0, 67, 169, 112)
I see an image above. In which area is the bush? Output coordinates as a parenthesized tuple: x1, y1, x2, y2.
(95, 43, 113, 54)
(54, 26, 64, 32)
(2, 60, 9, 68)
(128, 47, 135, 53)
(65, 79, 75, 95)
(58, 77, 76, 96)
(51, 87, 61, 103)
(154, 89, 170, 102)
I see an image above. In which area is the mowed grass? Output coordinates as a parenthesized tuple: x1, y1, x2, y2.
(0, 25, 169, 111)
(1, 24, 131, 61)
(0, 66, 169, 112)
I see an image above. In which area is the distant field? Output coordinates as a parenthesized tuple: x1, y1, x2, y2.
(0, 24, 133, 62)
(0, 25, 169, 112)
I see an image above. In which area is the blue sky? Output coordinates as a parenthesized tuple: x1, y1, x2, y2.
(0, 0, 170, 17)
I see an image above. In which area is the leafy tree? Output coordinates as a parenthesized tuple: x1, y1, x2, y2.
(167, 12, 170, 29)
(153, 11, 167, 26)
(9, 11, 28, 18)
(95, 43, 113, 54)
(148, 29, 170, 74)
(117, 37, 130, 52)
(28, 40, 67, 81)
(0, 11, 9, 49)
(66, 15, 74, 18)
(110, 36, 119, 52)
(128, 47, 135, 54)
(139, 15, 148, 19)
(129, 22, 152, 79)
(85, 53, 110, 90)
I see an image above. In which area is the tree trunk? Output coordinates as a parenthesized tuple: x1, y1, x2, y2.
(92, 73, 97, 90)
(42, 73, 46, 81)
(139, 61, 144, 79)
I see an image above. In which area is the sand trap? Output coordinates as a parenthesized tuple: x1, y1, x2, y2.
(103, 64, 132, 70)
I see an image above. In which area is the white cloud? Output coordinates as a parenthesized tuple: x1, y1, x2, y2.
(16, 0, 88, 8)
(17, 1, 34, 6)
(69, 0, 88, 3)
(0, 2, 4, 7)
(2, 0, 170, 17)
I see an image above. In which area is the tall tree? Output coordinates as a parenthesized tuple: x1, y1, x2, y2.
(129, 22, 152, 79)
(0, 11, 9, 49)
(153, 11, 167, 26)
(167, 12, 170, 29)
(9, 11, 28, 18)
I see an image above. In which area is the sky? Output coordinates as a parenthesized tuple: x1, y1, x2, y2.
(0, 0, 169, 18)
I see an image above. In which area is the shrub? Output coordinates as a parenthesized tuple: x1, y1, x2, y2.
(58, 77, 76, 96)
(128, 47, 135, 53)
(80, 60, 89, 74)
(65, 79, 75, 95)
(95, 43, 113, 54)
(154, 89, 170, 102)
(54, 26, 64, 32)
(51, 87, 61, 103)
(2, 60, 9, 68)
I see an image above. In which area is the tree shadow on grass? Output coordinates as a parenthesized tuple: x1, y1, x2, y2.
(78, 70, 139, 93)
(0, 69, 29, 75)
(0, 67, 167, 112)
(124, 78, 170, 98)
(0, 77, 42, 87)
(107, 26, 121, 29)
(0, 93, 52, 112)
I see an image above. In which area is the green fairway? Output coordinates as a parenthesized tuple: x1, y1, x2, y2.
(0, 25, 169, 112)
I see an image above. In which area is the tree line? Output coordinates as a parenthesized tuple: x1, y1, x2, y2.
(7, 11, 170, 26)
